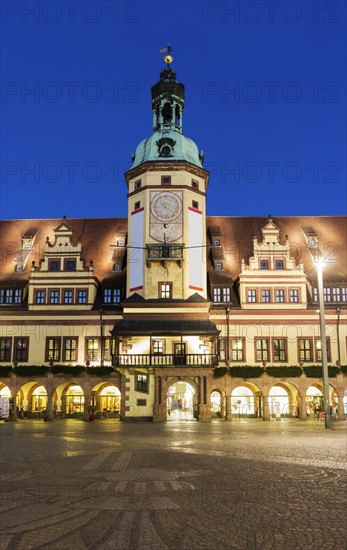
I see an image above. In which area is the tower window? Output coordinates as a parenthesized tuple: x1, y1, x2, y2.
(192, 180, 199, 190)
(161, 176, 171, 186)
(163, 103, 172, 124)
(159, 282, 172, 299)
(192, 200, 199, 209)
(134, 201, 141, 210)
(134, 179, 141, 190)
(160, 145, 171, 157)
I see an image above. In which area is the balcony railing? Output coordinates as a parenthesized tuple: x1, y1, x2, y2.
(146, 244, 184, 260)
(112, 353, 218, 367)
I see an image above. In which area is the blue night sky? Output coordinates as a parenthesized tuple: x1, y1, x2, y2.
(1, 0, 346, 220)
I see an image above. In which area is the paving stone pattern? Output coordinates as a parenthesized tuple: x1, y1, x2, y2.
(0, 420, 346, 549)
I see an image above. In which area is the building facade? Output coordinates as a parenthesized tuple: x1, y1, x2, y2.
(0, 65, 346, 422)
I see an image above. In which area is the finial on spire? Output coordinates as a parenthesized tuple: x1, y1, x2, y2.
(160, 44, 173, 67)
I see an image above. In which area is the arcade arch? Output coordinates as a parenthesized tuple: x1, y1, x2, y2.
(167, 380, 196, 421)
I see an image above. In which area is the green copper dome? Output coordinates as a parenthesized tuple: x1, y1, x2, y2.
(131, 130, 203, 168)
(130, 67, 204, 169)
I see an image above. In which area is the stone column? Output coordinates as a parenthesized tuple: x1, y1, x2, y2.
(225, 395, 232, 421)
(337, 394, 345, 421)
(45, 392, 53, 421)
(262, 392, 270, 421)
(300, 394, 308, 420)
(153, 375, 166, 422)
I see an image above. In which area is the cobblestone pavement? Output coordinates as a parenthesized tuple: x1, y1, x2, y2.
(0, 419, 346, 550)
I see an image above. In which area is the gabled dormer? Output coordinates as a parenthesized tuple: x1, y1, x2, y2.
(27, 223, 98, 310)
(238, 218, 307, 309)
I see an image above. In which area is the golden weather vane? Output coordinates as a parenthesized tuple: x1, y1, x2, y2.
(160, 44, 173, 66)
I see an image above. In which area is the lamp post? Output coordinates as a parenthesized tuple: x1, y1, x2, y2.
(225, 308, 230, 365)
(100, 308, 104, 368)
(316, 261, 332, 428)
(303, 231, 331, 429)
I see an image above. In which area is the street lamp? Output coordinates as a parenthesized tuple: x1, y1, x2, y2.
(303, 231, 332, 429)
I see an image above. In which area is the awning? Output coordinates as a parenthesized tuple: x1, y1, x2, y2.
(111, 319, 220, 337)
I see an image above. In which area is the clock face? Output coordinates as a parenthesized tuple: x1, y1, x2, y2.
(150, 191, 183, 243)
(151, 192, 182, 222)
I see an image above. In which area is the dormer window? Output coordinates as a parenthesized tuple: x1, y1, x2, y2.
(64, 259, 76, 271)
(260, 260, 269, 269)
(49, 259, 60, 272)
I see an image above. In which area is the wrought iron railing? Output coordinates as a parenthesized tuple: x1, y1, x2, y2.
(146, 244, 184, 260)
(112, 353, 218, 367)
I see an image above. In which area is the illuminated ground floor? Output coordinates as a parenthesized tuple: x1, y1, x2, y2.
(1, 370, 346, 423)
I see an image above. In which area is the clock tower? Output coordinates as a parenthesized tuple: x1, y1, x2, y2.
(125, 60, 210, 300)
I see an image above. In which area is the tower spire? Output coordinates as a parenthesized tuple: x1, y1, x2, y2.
(151, 46, 184, 134)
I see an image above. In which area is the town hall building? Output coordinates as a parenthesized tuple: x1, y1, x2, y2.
(0, 62, 346, 423)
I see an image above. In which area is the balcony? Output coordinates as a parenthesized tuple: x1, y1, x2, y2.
(146, 244, 184, 266)
(112, 353, 218, 367)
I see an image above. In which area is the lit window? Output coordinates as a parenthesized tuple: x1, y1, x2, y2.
(231, 339, 244, 362)
(152, 340, 165, 354)
(77, 290, 87, 304)
(222, 288, 231, 302)
(248, 289, 256, 303)
(63, 337, 78, 362)
(332, 288, 340, 302)
(213, 288, 221, 303)
(273, 339, 287, 362)
(260, 260, 269, 269)
(86, 338, 99, 362)
(323, 288, 331, 302)
(256, 339, 269, 362)
(159, 283, 172, 299)
(290, 289, 299, 303)
(215, 263, 223, 271)
(213, 239, 221, 246)
(46, 338, 61, 362)
(315, 338, 331, 362)
(342, 288, 347, 302)
(313, 288, 318, 302)
(262, 290, 271, 303)
(276, 289, 285, 303)
(298, 338, 312, 362)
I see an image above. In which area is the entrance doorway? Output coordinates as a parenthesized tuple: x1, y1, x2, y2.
(231, 386, 255, 417)
(268, 386, 290, 418)
(167, 381, 195, 420)
(210, 391, 222, 418)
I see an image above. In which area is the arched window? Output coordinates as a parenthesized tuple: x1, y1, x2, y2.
(163, 103, 172, 124)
